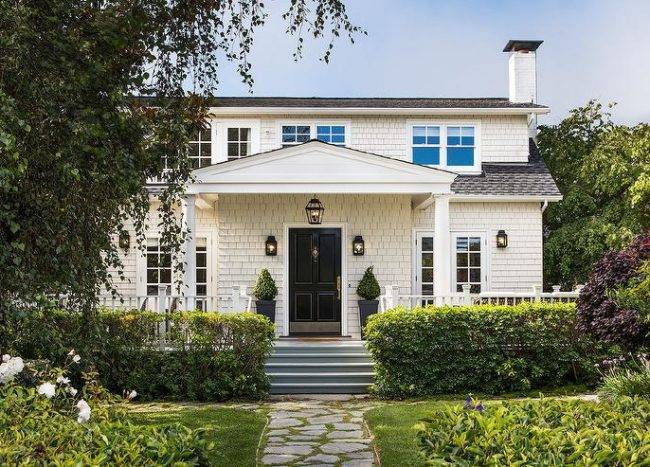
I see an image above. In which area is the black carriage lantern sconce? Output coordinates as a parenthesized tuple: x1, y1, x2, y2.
(265, 235, 278, 256)
(118, 231, 130, 250)
(305, 197, 325, 225)
(496, 230, 508, 248)
(352, 235, 365, 256)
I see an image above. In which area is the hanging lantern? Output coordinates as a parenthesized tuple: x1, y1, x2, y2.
(352, 236, 365, 256)
(265, 236, 277, 256)
(496, 230, 508, 248)
(305, 198, 325, 225)
(118, 231, 130, 250)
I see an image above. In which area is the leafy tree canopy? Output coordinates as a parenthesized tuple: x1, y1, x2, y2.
(539, 101, 650, 288)
(0, 0, 363, 326)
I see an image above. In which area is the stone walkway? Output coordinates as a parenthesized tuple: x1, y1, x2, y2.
(259, 396, 378, 466)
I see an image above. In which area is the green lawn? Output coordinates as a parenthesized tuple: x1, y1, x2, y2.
(128, 403, 267, 467)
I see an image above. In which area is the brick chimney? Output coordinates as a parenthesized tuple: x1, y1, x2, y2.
(504, 40, 543, 137)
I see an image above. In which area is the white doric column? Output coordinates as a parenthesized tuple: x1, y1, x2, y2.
(433, 194, 451, 304)
(183, 194, 197, 310)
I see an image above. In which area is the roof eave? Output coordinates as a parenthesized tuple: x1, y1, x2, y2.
(207, 106, 550, 116)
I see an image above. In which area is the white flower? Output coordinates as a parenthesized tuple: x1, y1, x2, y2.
(68, 349, 76, 356)
(0, 356, 25, 384)
(76, 399, 91, 423)
(66, 386, 78, 396)
(56, 376, 70, 385)
(2, 354, 10, 362)
(37, 382, 56, 398)
(126, 390, 138, 400)
(72, 355, 81, 364)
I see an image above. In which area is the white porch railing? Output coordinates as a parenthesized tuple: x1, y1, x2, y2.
(80, 285, 252, 313)
(379, 284, 583, 311)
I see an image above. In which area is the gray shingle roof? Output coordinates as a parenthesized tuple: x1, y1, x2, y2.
(135, 96, 547, 109)
(452, 140, 561, 198)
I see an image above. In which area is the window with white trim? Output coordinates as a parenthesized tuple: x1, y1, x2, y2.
(316, 125, 346, 145)
(412, 126, 440, 165)
(447, 126, 475, 167)
(188, 126, 212, 169)
(227, 127, 251, 160)
(455, 235, 483, 293)
(415, 232, 435, 306)
(146, 240, 172, 295)
(195, 238, 208, 310)
(281, 125, 311, 147)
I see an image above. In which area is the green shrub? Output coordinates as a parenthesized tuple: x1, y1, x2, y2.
(253, 268, 278, 301)
(7, 309, 275, 401)
(0, 380, 213, 465)
(356, 266, 381, 300)
(598, 359, 650, 402)
(418, 397, 650, 466)
(365, 303, 609, 397)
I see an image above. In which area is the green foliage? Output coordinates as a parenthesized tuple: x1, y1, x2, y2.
(364, 303, 608, 397)
(614, 260, 650, 326)
(356, 266, 381, 300)
(253, 268, 278, 301)
(0, 384, 213, 465)
(539, 101, 650, 288)
(598, 360, 650, 402)
(0, 1, 363, 335)
(7, 309, 276, 401)
(418, 397, 650, 466)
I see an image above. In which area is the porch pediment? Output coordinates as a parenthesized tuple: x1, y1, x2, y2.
(188, 140, 456, 194)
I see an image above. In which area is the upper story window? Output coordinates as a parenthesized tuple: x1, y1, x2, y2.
(447, 126, 475, 166)
(411, 124, 478, 171)
(227, 127, 251, 160)
(189, 126, 212, 169)
(412, 126, 440, 165)
(316, 125, 346, 146)
(282, 125, 311, 147)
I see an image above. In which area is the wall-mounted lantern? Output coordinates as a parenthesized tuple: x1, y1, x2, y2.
(352, 235, 365, 256)
(265, 236, 277, 256)
(118, 231, 130, 250)
(496, 230, 508, 248)
(305, 197, 325, 225)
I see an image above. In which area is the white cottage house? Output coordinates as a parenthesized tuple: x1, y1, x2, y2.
(107, 40, 566, 340)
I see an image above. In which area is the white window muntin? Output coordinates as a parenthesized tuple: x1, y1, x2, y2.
(212, 120, 260, 163)
(407, 121, 481, 173)
(413, 231, 435, 306)
(451, 232, 488, 294)
(188, 124, 213, 169)
(276, 122, 350, 148)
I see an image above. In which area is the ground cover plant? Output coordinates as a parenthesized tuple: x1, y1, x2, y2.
(365, 302, 607, 397)
(418, 397, 650, 466)
(7, 309, 275, 401)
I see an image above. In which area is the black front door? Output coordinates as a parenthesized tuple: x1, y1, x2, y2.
(289, 228, 342, 335)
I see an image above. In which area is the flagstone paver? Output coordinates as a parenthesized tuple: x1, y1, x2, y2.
(259, 397, 378, 466)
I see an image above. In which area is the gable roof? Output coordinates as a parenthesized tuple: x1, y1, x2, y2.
(188, 140, 456, 195)
(451, 140, 562, 199)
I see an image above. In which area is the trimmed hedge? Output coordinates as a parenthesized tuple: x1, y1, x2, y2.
(418, 397, 650, 465)
(365, 303, 608, 397)
(7, 309, 275, 400)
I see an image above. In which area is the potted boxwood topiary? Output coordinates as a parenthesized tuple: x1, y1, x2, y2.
(357, 266, 381, 338)
(253, 268, 278, 323)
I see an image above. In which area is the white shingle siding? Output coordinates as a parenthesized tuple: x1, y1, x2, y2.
(254, 114, 529, 163)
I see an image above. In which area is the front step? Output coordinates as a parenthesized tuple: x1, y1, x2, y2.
(266, 340, 374, 394)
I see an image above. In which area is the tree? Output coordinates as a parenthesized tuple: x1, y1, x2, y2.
(539, 101, 650, 288)
(0, 1, 363, 335)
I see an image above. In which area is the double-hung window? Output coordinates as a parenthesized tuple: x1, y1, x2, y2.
(412, 126, 441, 165)
(454, 235, 483, 293)
(447, 126, 475, 166)
(188, 126, 212, 169)
(281, 125, 311, 147)
(316, 125, 346, 145)
(146, 240, 172, 295)
(227, 127, 251, 160)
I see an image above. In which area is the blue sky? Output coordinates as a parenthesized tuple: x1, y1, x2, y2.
(214, 0, 650, 125)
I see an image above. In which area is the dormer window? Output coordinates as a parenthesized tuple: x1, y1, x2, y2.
(316, 125, 346, 146)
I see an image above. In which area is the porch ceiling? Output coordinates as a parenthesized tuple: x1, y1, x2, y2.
(187, 140, 456, 195)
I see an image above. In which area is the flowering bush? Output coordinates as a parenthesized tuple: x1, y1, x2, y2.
(0, 352, 213, 465)
(365, 303, 609, 397)
(577, 233, 650, 350)
(418, 397, 650, 465)
(7, 309, 275, 400)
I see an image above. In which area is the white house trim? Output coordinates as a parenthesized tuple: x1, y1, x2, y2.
(209, 107, 550, 116)
(282, 222, 349, 337)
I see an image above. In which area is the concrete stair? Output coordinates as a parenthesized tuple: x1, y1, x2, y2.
(265, 339, 374, 394)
